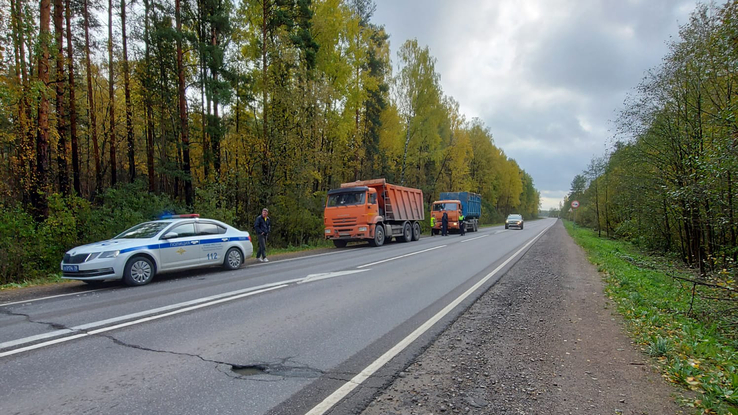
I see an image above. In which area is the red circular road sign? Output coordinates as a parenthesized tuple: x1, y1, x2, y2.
(571, 200, 580, 208)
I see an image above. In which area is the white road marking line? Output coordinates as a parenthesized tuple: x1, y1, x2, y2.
(0, 279, 302, 351)
(0, 288, 108, 308)
(299, 270, 370, 284)
(356, 245, 447, 269)
(306, 225, 552, 415)
(460, 234, 488, 243)
(0, 285, 287, 358)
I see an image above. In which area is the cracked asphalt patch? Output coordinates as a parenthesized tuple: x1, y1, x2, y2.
(101, 334, 334, 384)
(0, 308, 69, 331)
(362, 221, 686, 415)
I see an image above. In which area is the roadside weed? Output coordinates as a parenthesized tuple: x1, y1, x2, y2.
(647, 336, 671, 357)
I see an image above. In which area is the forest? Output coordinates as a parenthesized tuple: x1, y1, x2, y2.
(562, 3, 737, 300)
(0, 0, 540, 284)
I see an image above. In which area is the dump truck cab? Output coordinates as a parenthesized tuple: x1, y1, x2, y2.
(324, 186, 381, 245)
(431, 200, 462, 234)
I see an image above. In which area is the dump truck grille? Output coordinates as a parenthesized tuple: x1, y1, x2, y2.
(332, 218, 357, 226)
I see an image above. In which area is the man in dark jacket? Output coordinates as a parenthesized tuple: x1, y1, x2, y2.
(254, 208, 271, 262)
(441, 211, 449, 236)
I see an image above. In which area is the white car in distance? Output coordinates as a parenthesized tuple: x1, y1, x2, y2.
(60, 214, 253, 286)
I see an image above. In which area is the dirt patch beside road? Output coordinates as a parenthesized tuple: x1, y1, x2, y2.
(362, 220, 686, 415)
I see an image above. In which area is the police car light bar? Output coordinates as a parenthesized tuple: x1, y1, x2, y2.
(159, 214, 200, 219)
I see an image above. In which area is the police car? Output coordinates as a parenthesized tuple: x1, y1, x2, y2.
(60, 214, 253, 286)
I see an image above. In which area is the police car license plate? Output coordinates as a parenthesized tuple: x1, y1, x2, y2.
(63, 265, 79, 272)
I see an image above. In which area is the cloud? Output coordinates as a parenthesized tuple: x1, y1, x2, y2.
(372, 0, 699, 209)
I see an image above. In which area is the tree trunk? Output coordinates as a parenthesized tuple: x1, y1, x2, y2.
(176, 0, 193, 206)
(54, 0, 69, 195)
(83, 0, 101, 194)
(212, 25, 221, 178)
(35, 0, 52, 218)
(65, 0, 80, 195)
(11, 0, 33, 203)
(400, 116, 412, 185)
(121, 0, 134, 182)
(261, 0, 269, 185)
(143, 0, 155, 192)
(108, 0, 117, 186)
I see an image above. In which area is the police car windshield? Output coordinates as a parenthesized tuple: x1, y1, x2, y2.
(115, 222, 170, 239)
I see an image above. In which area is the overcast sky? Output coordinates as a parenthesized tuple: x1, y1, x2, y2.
(371, 0, 701, 210)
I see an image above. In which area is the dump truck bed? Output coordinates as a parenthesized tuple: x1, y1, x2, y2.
(341, 179, 424, 222)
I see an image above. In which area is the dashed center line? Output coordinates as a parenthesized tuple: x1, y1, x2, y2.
(356, 245, 447, 269)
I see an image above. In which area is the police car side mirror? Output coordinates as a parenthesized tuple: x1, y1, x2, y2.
(162, 232, 178, 240)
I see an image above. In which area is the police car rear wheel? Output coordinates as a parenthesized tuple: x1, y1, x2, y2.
(224, 247, 243, 270)
(123, 256, 155, 286)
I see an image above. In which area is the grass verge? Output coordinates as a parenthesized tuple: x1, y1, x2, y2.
(564, 221, 738, 415)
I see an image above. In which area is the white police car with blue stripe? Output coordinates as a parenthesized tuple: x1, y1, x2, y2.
(60, 214, 253, 286)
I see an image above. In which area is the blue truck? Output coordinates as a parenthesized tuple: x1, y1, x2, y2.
(431, 192, 482, 233)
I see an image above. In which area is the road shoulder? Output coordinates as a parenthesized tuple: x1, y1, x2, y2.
(362, 220, 686, 414)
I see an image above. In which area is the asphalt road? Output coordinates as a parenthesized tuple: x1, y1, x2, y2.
(0, 218, 556, 415)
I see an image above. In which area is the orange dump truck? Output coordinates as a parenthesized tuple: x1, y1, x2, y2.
(324, 179, 424, 247)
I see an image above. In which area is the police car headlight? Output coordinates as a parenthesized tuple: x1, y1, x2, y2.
(99, 250, 120, 259)
(86, 252, 101, 261)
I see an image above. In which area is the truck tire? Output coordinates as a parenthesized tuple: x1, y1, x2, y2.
(333, 240, 347, 248)
(399, 222, 412, 242)
(412, 222, 421, 241)
(369, 224, 385, 247)
(473, 221, 478, 232)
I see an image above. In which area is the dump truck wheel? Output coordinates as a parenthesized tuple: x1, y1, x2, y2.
(369, 224, 385, 247)
(412, 222, 421, 241)
(398, 222, 412, 242)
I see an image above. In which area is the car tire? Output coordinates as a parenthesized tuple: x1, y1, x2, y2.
(333, 240, 348, 248)
(223, 247, 244, 270)
(505, 224, 509, 229)
(123, 256, 155, 286)
(412, 222, 421, 241)
(520, 224, 524, 230)
(369, 224, 385, 247)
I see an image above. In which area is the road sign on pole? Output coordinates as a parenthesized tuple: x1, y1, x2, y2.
(571, 200, 580, 208)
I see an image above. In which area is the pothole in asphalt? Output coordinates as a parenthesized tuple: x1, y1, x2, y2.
(231, 365, 267, 376)
(230, 364, 322, 378)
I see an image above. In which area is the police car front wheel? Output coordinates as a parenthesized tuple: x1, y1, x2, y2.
(123, 256, 155, 286)
(223, 248, 243, 270)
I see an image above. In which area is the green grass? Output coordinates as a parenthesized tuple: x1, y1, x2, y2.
(0, 273, 68, 291)
(564, 221, 738, 414)
(251, 239, 335, 256)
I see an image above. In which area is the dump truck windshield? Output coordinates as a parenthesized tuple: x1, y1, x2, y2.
(327, 192, 366, 207)
(432, 203, 457, 211)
